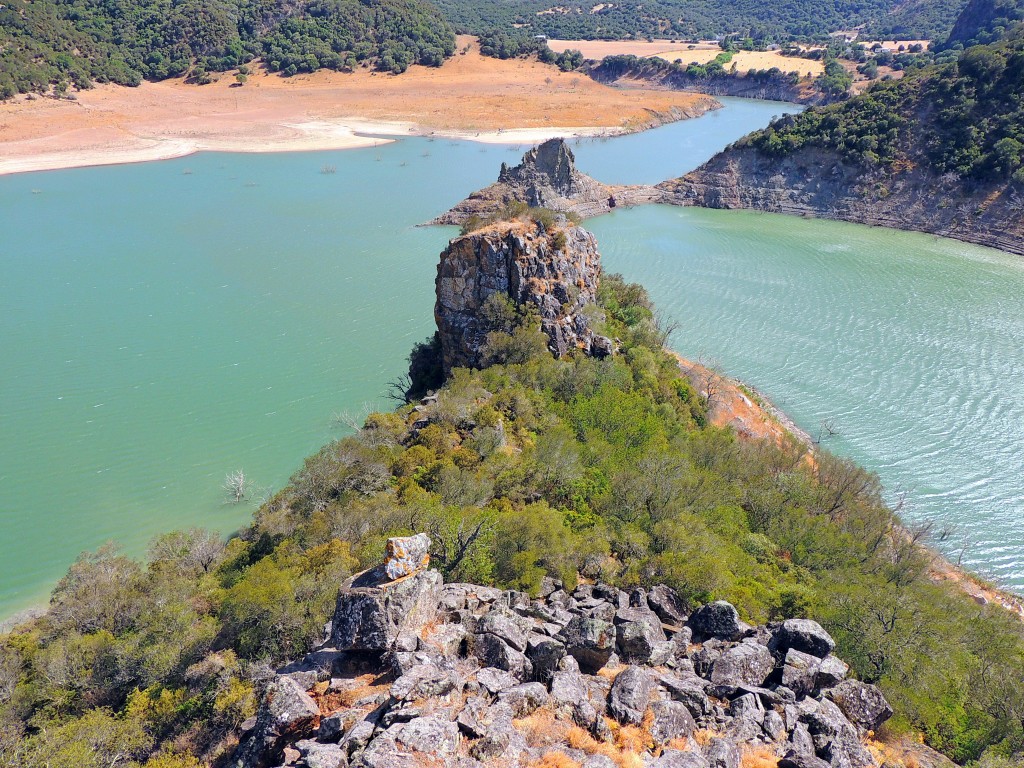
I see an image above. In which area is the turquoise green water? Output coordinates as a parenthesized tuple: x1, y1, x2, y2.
(589, 207, 1024, 587)
(3, 95, 1022, 619)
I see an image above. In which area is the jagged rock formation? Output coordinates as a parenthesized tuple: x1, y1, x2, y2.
(434, 220, 613, 374)
(233, 535, 895, 768)
(661, 147, 1024, 258)
(432, 139, 667, 226)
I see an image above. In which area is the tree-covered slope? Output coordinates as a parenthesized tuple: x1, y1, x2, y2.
(943, 0, 1024, 47)
(0, 0, 455, 98)
(432, 0, 966, 44)
(2, 216, 1024, 766)
(744, 30, 1024, 182)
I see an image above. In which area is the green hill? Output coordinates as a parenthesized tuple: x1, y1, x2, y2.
(0, 0, 455, 98)
(432, 0, 966, 45)
(744, 28, 1024, 183)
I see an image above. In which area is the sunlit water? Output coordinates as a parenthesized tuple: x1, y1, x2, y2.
(2, 96, 1022, 619)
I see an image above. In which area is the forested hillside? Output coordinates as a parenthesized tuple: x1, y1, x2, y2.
(0, 0, 455, 98)
(943, 0, 1024, 47)
(744, 28, 1024, 182)
(432, 0, 965, 44)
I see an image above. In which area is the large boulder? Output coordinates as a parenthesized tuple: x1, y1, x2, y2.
(781, 648, 822, 698)
(689, 601, 741, 639)
(608, 666, 657, 725)
(331, 568, 442, 652)
(234, 676, 320, 768)
(649, 700, 697, 744)
(709, 642, 776, 688)
(775, 619, 836, 659)
(826, 679, 894, 731)
(559, 616, 616, 672)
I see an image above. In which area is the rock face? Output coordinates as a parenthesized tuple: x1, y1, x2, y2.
(662, 146, 1024, 258)
(234, 536, 893, 768)
(435, 221, 611, 373)
(432, 138, 668, 225)
(384, 533, 431, 581)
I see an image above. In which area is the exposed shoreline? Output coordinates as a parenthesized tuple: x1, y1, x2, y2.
(0, 119, 625, 177)
(0, 35, 716, 178)
(674, 352, 1024, 621)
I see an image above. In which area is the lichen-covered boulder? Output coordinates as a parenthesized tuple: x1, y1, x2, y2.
(331, 568, 442, 652)
(826, 679, 894, 731)
(383, 533, 431, 581)
(649, 700, 697, 744)
(559, 616, 616, 672)
(689, 601, 741, 639)
(775, 619, 836, 659)
(709, 642, 776, 688)
(608, 666, 656, 725)
(234, 676, 320, 768)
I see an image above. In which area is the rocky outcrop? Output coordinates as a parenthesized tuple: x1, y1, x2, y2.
(432, 139, 668, 226)
(435, 220, 613, 374)
(234, 536, 894, 768)
(661, 146, 1024, 257)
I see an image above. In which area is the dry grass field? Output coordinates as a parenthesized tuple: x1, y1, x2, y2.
(548, 39, 824, 75)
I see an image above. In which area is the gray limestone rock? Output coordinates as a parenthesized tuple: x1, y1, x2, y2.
(826, 679, 894, 731)
(651, 749, 711, 768)
(775, 619, 836, 659)
(295, 740, 347, 768)
(331, 568, 442, 652)
(782, 648, 823, 698)
(608, 665, 656, 725)
(476, 606, 532, 652)
(559, 616, 617, 672)
(497, 682, 549, 717)
(526, 634, 566, 682)
(710, 642, 776, 688)
(816, 655, 850, 689)
(649, 700, 697, 744)
(689, 601, 741, 640)
(234, 676, 320, 768)
(705, 738, 741, 768)
(471, 632, 532, 679)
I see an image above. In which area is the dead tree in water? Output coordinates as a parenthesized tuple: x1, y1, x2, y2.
(224, 469, 247, 503)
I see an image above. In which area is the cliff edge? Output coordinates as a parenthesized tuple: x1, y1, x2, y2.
(435, 218, 613, 374)
(661, 147, 1024, 257)
(432, 139, 667, 226)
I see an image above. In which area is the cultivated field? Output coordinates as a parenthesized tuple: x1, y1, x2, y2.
(548, 39, 824, 75)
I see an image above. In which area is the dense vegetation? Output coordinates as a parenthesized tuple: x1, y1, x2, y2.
(2, 219, 1024, 766)
(743, 29, 1024, 182)
(0, 0, 455, 98)
(432, 0, 965, 45)
(943, 0, 1024, 48)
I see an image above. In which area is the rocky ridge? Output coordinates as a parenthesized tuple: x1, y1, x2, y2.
(432, 139, 666, 226)
(233, 535, 896, 768)
(434, 218, 613, 374)
(661, 147, 1024, 258)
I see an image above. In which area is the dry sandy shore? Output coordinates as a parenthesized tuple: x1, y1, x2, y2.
(0, 36, 715, 176)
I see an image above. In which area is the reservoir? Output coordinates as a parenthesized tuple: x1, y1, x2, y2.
(2, 96, 1023, 619)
